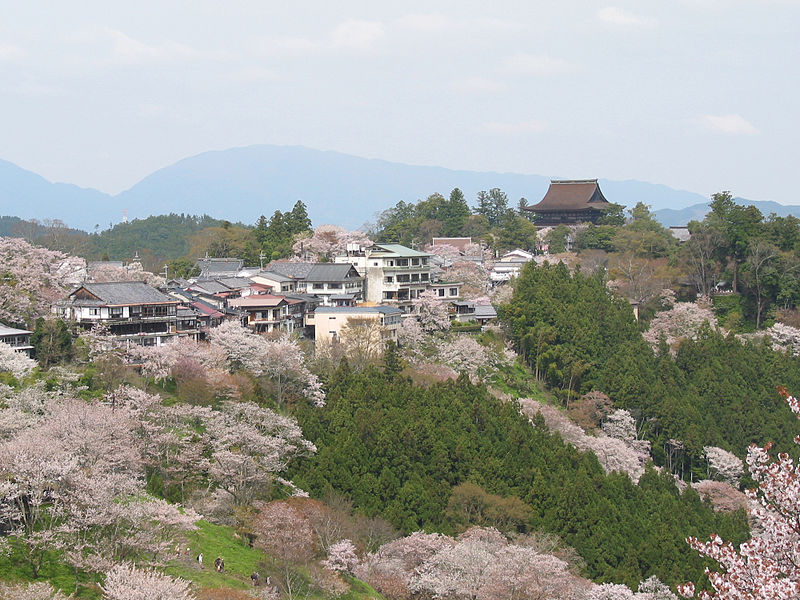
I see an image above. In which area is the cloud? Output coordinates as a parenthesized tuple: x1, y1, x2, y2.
(331, 19, 385, 49)
(0, 44, 24, 61)
(597, 7, 657, 27)
(503, 53, 576, 76)
(480, 120, 547, 135)
(68, 27, 225, 66)
(699, 114, 759, 135)
(451, 77, 508, 94)
(396, 13, 453, 33)
(228, 66, 280, 83)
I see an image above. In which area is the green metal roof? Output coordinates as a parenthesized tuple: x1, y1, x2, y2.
(371, 244, 431, 257)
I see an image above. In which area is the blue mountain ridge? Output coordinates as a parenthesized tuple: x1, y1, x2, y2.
(0, 145, 792, 231)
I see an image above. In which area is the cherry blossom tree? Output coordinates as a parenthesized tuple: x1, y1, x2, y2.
(397, 317, 426, 361)
(0, 341, 36, 380)
(0, 581, 73, 599)
(702, 446, 744, 486)
(88, 262, 164, 286)
(101, 563, 195, 600)
(252, 500, 317, 600)
(441, 261, 491, 299)
(762, 322, 800, 356)
(78, 322, 121, 361)
(322, 539, 359, 574)
(0, 237, 85, 324)
(126, 337, 228, 387)
(678, 387, 800, 600)
(424, 243, 463, 260)
(519, 398, 650, 483)
(411, 290, 451, 333)
(643, 301, 718, 352)
(204, 401, 316, 506)
(292, 225, 373, 261)
(359, 527, 587, 600)
(691, 480, 748, 513)
(0, 395, 199, 579)
(209, 322, 325, 406)
(354, 531, 454, 599)
(590, 577, 677, 599)
(437, 335, 494, 380)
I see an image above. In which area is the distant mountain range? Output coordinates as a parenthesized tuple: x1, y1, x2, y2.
(0, 145, 795, 231)
(652, 200, 800, 227)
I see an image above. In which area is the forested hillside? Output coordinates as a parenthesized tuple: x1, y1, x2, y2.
(289, 366, 749, 588)
(501, 261, 800, 475)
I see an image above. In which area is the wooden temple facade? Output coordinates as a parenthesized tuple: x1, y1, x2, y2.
(524, 179, 613, 226)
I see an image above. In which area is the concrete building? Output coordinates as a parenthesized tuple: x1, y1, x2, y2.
(0, 324, 34, 356)
(335, 243, 436, 306)
(310, 305, 403, 344)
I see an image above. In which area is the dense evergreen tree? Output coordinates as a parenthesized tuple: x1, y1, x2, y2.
(289, 368, 749, 588)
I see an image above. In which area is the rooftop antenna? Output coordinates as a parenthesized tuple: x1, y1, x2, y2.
(161, 264, 169, 280)
(259, 251, 267, 270)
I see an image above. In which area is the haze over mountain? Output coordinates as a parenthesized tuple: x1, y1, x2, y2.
(0, 145, 791, 231)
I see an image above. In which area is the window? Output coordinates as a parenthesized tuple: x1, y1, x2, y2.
(397, 274, 410, 283)
(312, 283, 324, 290)
(141, 305, 168, 318)
(438, 289, 445, 297)
(89, 308, 100, 316)
(328, 283, 342, 289)
(109, 307, 123, 318)
(373, 261, 379, 266)
(412, 258, 419, 265)
(421, 273, 429, 281)
(397, 259, 408, 267)
(384, 276, 393, 283)
(411, 274, 419, 282)
(449, 288, 458, 296)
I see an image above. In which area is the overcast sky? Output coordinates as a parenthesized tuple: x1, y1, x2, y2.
(0, 1, 797, 204)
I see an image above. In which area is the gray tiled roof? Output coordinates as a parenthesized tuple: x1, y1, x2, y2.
(258, 271, 294, 282)
(265, 262, 361, 282)
(69, 282, 175, 305)
(306, 264, 361, 282)
(215, 277, 254, 289)
(190, 281, 231, 294)
(196, 258, 244, 275)
(371, 243, 431, 257)
(473, 304, 497, 319)
(264, 262, 316, 279)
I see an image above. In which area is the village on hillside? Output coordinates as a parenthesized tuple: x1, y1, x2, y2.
(3, 177, 800, 600)
(4, 179, 674, 354)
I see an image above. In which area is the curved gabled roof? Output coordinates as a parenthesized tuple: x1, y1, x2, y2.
(525, 179, 612, 211)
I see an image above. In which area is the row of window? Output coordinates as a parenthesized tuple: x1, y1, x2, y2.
(388, 273, 430, 283)
(87, 305, 176, 318)
(310, 282, 363, 290)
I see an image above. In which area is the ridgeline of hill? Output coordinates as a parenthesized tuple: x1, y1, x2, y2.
(4, 144, 791, 232)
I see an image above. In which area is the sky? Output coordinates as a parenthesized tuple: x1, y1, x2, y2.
(0, 1, 798, 203)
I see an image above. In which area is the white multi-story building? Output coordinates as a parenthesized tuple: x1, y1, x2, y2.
(335, 243, 451, 307)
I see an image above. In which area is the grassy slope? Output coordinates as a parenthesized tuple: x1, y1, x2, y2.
(1, 520, 383, 599)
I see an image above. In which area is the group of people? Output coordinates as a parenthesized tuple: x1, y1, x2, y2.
(195, 553, 225, 572)
(189, 549, 272, 589)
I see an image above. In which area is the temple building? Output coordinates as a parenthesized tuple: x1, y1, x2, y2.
(524, 179, 614, 226)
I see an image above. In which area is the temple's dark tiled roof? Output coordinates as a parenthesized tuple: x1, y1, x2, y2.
(525, 179, 613, 212)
